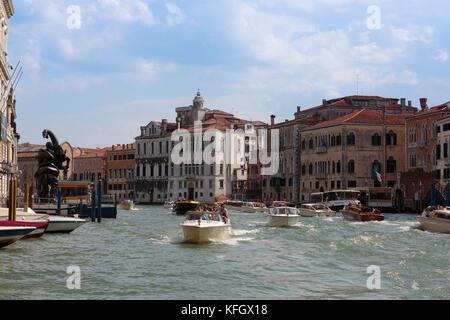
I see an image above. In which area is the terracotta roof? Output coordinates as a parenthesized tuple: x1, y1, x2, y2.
(106, 143, 136, 153)
(206, 109, 234, 116)
(17, 143, 44, 153)
(405, 103, 450, 120)
(304, 109, 408, 130)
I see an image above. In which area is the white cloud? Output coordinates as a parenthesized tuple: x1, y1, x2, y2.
(97, 0, 157, 26)
(435, 49, 450, 62)
(165, 3, 185, 26)
(390, 25, 434, 44)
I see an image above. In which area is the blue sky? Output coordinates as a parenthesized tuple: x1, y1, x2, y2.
(8, 0, 450, 147)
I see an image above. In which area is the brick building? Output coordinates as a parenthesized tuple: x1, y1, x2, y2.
(106, 143, 135, 201)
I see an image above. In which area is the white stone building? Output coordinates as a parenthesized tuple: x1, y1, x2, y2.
(435, 113, 450, 192)
(0, 0, 16, 205)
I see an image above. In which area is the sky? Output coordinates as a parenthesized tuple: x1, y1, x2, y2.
(7, 0, 450, 148)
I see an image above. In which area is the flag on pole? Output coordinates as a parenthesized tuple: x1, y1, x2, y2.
(372, 169, 383, 185)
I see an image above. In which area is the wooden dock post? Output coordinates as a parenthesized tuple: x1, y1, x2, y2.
(97, 180, 102, 223)
(30, 185, 34, 210)
(8, 179, 17, 221)
(24, 183, 29, 213)
(91, 187, 96, 222)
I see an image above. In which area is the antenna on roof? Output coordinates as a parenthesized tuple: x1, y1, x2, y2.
(356, 74, 359, 95)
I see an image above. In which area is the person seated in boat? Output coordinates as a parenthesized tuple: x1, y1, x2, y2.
(218, 204, 229, 224)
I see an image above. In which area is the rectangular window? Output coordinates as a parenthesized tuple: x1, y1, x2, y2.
(219, 180, 224, 189)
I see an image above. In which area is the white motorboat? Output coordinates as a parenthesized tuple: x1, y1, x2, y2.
(224, 200, 245, 211)
(45, 216, 86, 233)
(0, 226, 36, 248)
(241, 202, 268, 213)
(164, 200, 175, 209)
(298, 203, 336, 217)
(180, 212, 231, 244)
(0, 208, 85, 234)
(267, 207, 300, 227)
(118, 199, 134, 210)
(417, 206, 450, 234)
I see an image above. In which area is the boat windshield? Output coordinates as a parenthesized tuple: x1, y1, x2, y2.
(313, 204, 326, 210)
(323, 192, 338, 201)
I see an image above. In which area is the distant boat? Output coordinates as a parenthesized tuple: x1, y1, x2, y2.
(341, 204, 384, 222)
(267, 207, 300, 227)
(0, 226, 36, 248)
(0, 221, 49, 238)
(180, 211, 231, 244)
(298, 203, 336, 217)
(164, 200, 175, 209)
(241, 202, 268, 213)
(224, 200, 245, 211)
(417, 206, 450, 234)
(118, 200, 134, 210)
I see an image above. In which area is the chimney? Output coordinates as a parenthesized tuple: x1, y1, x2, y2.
(419, 98, 428, 111)
(408, 100, 412, 107)
(270, 115, 276, 126)
(176, 117, 181, 129)
(401, 98, 406, 108)
(285, 119, 289, 122)
(140, 127, 145, 136)
(122, 144, 125, 150)
(297, 106, 301, 112)
(162, 119, 167, 134)
(112, 145, 115, 151)
(322, 99, 327, 105)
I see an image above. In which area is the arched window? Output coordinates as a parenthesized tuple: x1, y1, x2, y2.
(308, 163, 313, 175)
(386, 130, 397, 146)
(348, 160, 355, 173)
(309, 138, 313, 149)
(331, 135, 336, 146)
(337, 161, 341, 173)
(302, 139, 306, 150)
(302, 164, 306, 175)
(347, 132, 355, 146)
(336, 134, 342, 146)
(387, 157, 396, 173)
(372, 133, 381, 146)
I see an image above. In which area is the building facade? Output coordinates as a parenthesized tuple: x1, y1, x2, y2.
(106, 143, 135, 201)
(0, 0, 15, 205)
(299, 109, 408, 201)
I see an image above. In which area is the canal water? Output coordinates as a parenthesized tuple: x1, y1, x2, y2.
(0, 206, 448, 300)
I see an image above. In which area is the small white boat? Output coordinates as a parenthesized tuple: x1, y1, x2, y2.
(164, 200, 175, 209)
(298, 203, 336, 217)
(45, 216, 86, 233)
(180, 212, 231, 244)
(267, 207, 300, 227)
(417, 206, 450, 234)
(241, 202, 268, 213)
(118, 200, 134, 210)
(224, 200, 244, 211)
(0, 226, 36, 248)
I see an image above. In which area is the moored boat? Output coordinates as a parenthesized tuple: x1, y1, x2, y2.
(45, 216, 87, 233)
(341, 204, 384, 222)
(298, 203, 336, 217)
(267, 207, 300, 227)
(118, 199, 134, 210)
(0, 221, 49, 239)
(0, 226, 36, 248)
(417, 206, 450, 234)
(180, 211, 231, 244)
(173, 200, 200, 215)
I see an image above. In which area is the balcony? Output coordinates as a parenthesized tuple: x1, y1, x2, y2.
(316, 145, 327, 154)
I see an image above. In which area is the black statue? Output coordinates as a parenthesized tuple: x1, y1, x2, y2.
(34, 129, 70, 201)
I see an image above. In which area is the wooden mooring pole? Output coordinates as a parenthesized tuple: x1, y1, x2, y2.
(30, 184, 34, 210)
(8, 179, 17, 221)
(24, 183, 29, 213)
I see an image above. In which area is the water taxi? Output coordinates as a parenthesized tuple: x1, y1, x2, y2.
(341, 204, 384, 222)
(314, 190, 361, 211)
(118, 199, 134, 210)
(180, 211, 231, 243)
(417, 206, 450, 234)
(267, 207, 300, 227)
(241, 202, 268, 213)
(173, 200, 200, 215)
(0, 226, 36, 248)
(298, 203, 336, 217)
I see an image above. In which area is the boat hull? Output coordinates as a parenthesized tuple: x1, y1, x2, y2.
(267, 214, 300, 227)
(0, 221, 49, 239)
(341, 210, 384, 222)
(417, 216, 450, 234)
(225, 205, 244, 212)
(46, 216, 86, 233)
(299, 209, 336, 217)
(118, 201, 134, 210)
(0, 227, 36, 248)
(181, 223, 231, 244)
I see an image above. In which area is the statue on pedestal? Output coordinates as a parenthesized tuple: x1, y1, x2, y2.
(34, 129, 70, 201)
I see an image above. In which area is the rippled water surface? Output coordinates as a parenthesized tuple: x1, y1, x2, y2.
(0, 206, 448, 299)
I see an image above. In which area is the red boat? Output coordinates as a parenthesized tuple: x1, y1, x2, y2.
(0, 221, 49, 239)
(341, 205, 384, 222)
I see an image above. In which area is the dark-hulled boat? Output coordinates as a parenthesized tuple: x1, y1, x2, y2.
(0, 221, 49, 239)
(341, 204, 384, 222)
(173, 200, 200, 215)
